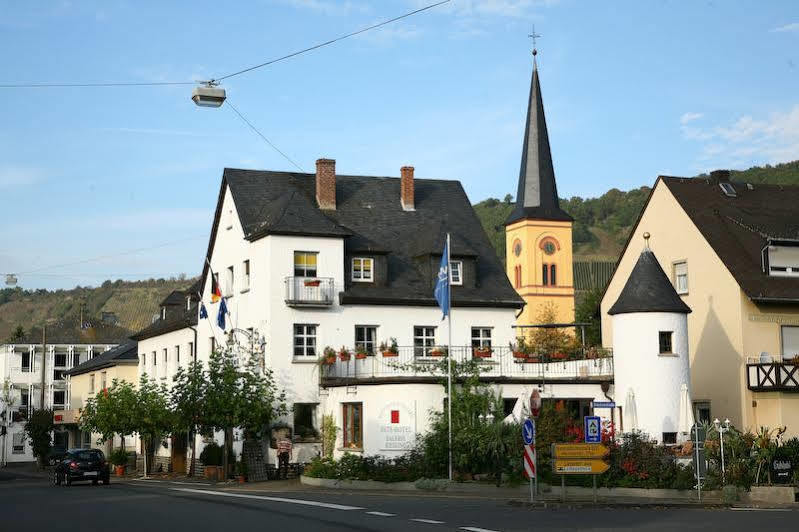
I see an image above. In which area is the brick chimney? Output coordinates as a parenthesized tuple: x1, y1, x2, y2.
(316, 158, 336, 210)
(401, 166, 415, 211)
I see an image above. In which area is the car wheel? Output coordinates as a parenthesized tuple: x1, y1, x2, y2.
(102, 475, 110, 485)
(92, 478, 99, 486)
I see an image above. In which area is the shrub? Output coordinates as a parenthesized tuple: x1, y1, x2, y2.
(24, 408, 54, 468)
(199, 442, 235, 466)
(110, 448, 129, 466)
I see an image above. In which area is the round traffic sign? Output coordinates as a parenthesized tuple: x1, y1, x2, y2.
(530, 389, 542, 418)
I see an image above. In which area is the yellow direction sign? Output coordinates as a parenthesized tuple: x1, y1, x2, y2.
(552, 443, 609, 459)
(553, 459, 610, 475)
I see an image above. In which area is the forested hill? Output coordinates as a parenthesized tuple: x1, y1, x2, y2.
(475, 160, 799, 262)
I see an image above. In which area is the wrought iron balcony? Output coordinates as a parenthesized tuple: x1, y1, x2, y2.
(284, 277, 335, 307)
(320, 346, 614, 385)
(746, 358, 799, 392)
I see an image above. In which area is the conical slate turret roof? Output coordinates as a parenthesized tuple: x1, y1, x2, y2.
(505, 60, 572, 225)
(608, 249, 691, 315)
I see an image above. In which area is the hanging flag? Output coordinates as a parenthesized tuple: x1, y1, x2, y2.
(210, 273, 222, 303)
(199, 303, 208, 320)
(434, 238, 450, 320)
(217, 297, 229, 330)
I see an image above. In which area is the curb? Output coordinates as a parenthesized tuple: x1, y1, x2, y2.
(508, 499, 729, 510)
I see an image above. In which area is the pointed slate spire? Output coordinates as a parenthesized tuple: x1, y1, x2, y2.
(505, 59, 572, 225)
(608, 246, 692, 316)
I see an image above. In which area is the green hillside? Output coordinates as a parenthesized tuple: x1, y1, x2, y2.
(475, 161, 799, 263)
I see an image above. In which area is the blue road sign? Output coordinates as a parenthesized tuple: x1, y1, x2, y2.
(523, 418, 535, 445)
(584, 416, 601, 443)
(593, 401, 615, 409)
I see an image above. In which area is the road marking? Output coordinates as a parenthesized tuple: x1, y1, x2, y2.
(730, 507, 791, 512)
(366, 511, 396, 516)
(461, 527, 501, 532)
(170, 488, 365, 510)
(410, 518, 445, 524)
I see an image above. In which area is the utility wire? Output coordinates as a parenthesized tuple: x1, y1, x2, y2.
(226, 100, 305, 172)
(212, 0, 450, 82)
(0, 81, 195, 88)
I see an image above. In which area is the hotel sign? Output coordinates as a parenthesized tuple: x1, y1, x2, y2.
(378, 402, 416, 451)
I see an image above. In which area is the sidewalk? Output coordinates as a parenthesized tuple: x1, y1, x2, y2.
(0, 463, 50, 481)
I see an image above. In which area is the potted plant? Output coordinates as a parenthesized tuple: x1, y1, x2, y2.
(303, 278, 321, 287)
(235, 460, 247, 484)
(319, 347, 336, 366)
(200, 442, 223, 481)
(355, 345, 368, 360)
(473, 346, 492, 358)
(338, 346, 351, 362)
(525, 353, 540, 363)
(510, 337, 531, 359)
(110, 448, 128, 476)
(430, 346, 448, 357)
(379, 338, 399, 357)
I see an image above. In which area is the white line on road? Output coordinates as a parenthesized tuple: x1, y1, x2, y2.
(170, 488, 365, 511)
(460, 527, 502, 532)
(366, 511, 396, 516)
(410, 518, 446, 524)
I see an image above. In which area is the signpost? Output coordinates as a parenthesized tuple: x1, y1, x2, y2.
(691, 424, 706, 502)
(551, 441, 609, 503)
(584, 416, 601, 444)
(522, 418, 536, 502)
(530, 389, 541, 419)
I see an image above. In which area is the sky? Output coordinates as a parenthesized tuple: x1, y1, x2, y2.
(1, 0, 798, 290)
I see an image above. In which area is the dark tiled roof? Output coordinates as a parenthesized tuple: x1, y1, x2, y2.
(206, 169, 523, 309)
(130, 303, 198, 341)
(608, 249, 691, 315)
(64, 341, 138, 377)
(12, 321, 130, 345)
(663, 177, 799, 303)
(506, 62, 572, 225)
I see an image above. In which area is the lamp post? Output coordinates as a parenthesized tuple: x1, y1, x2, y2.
(713, 418, 731, 484)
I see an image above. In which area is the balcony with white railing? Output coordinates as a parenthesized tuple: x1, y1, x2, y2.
(284, 277, 335, 307)
(319, 346, 614, 385)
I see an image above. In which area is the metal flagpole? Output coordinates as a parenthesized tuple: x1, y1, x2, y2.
(447, 232, 453, 483)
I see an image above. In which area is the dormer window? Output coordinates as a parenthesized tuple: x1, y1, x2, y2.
(767, 244, 799, 277)
(450, 261, 463, 285)
(352, 258, 373, 282)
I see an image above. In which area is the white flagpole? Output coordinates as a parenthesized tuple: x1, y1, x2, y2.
(447, 232, 453, 483)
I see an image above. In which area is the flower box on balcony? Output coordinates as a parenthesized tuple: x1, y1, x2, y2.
(512, 351, 527, 359)
(525, 355, 540, 363)
(551, 352, 569, 361)
(303, 279, 321, 287)
(355, 352, 368, 360)
(473, 347, 492, 358)
(430, 348, 447, 357)
(338, 349, 351, 362)
(381, 351, 398, 357)
(320, 356, 336, 366)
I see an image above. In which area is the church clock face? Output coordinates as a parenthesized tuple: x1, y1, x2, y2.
(513, 240, 522, 257)
(543, 241, 556, 255)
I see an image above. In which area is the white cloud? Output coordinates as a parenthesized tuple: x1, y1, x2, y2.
(771, 22, 799, 33)
(679, 112, 703, 124)
(681, 104, 799, 168)
(0, 166, 44, 188)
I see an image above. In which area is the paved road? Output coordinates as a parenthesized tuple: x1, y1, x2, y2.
(1, 476, 796, 531)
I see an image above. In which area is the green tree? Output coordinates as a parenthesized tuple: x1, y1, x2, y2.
(575, 287, 603, 346)
(79, 379, 138, 450)
(24, 409, 54, 469)
(135, 375, 172, 475)
(203, 350, 243, 480)
(7, 326, 25, 343)
(171, 360, 206, 476)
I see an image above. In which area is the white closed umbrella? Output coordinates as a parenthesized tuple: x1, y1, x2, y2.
(503, 388, 529, 424)
(677, 383, 695, 443)
(624, 388, 638, 432)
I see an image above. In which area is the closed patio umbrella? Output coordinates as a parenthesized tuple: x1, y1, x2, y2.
(677, 383, 695, 443)
(624, 388, 638, 432)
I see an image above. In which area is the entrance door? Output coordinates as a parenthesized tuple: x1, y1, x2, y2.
(53, 431, 68, 452)
(171, 433, 188, 474)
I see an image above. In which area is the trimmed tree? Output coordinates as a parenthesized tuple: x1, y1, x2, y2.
(135, 375, 172, 475)
(79, 379, 138, 450)
(24, 408, 54, 469)
(171, 360, 206, 476)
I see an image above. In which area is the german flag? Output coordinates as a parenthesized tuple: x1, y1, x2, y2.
(211, 273, 222, 303)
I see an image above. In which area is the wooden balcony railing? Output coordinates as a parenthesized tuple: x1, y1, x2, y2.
(746, 360, 799, 392)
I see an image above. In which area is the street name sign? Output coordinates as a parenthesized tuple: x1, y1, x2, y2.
(553, 459, 610, 475)
(592, 401, 615, 409)
(584, 416, 601, 443)
(551, 443, 609, 459)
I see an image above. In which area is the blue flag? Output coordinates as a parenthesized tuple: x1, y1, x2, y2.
(434, 238, 450, 320)
(199, 303, 208, 320)
(217, 297, 228, 330)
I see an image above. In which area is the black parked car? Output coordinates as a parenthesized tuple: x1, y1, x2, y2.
(52, 449, 110, 486)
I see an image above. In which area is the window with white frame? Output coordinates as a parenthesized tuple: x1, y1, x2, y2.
(210, 337, 216, 354)
(175, 345, 180, 364)
(82, 431, 92, 448)
(101, 372, 107, 390)
(243, 260, 250, 291)
(53, 390, 66, 409)
(12, 432, 24, 454)
(352, 258, 374, 282)
(782, 326, 799, 358)
(226, 266, 234, 296)
(294, 252, 318, 277)
(768, 245, 799, 277)
(188, 342, 194, 361)
(141, 353, 146, 368)
(450, 260, 463, 285)
(152, 351, 157, 367)
(414, 326, 436, 356)
(293, 324, 317, 357)
(471, 327, 492, 348)
(90, 374, 95, 393)
(163, 348, 168, 365)
(354, 326, 377, 354)
(21, 350, 31, 372)
(20, 388, 29, 415)
(674, 261, 688, 294)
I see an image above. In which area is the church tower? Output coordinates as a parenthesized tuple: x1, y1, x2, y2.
(505, 52, 575, 330)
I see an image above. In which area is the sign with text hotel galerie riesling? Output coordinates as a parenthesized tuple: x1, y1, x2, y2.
(378, 402, 416, 451)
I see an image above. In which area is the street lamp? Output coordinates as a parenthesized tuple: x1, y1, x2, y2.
(192, 82, 226, 108)
(713, 418, 731, 483)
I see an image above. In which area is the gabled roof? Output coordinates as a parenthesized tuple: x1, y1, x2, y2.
(9, 321, 129, 345)
(130, 302, 198, 341)
(608, 248, 691, 315)
(505, 60, 572, 225)
(201, 168, 524, 309)
(64, 341, 138, 377)
(662, 176, 799, 303)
